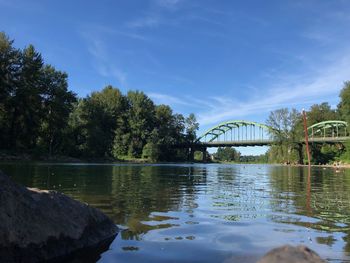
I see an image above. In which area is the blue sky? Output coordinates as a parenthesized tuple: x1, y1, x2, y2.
(1, 0, 350, 154)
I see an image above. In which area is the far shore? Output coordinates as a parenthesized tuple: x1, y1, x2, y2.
(0, 152, 349, 168)
(289, 163, 350, 169)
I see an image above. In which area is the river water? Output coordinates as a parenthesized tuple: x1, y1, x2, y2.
(1, 163, 350, 262)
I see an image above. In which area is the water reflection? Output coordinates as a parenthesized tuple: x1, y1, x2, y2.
(1, 163, 350, 262)
(1, 164, 206, 241)
(270, 166, 350, 258)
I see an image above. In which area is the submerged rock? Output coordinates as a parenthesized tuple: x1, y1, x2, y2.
(258, 245, 326, 263)
(0, 171, 118, 262)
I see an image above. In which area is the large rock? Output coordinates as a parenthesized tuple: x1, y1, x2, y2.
(0, 171, 118, 262)
(258, 245, 326, 263)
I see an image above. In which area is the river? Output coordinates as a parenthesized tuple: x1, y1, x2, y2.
(1, 163, 349, 262)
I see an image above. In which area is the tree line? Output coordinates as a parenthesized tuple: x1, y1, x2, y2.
(2, 31, 349, 164)
(0, 32, 198, 161)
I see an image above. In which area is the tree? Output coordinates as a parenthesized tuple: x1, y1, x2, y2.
(38, 65, 77, 156)
(0, 32, 21, 148)
(214, 147, 240, 162)
(338, 81, 350, 125)
(266, 108, 303, 164)
(126, 91, 155, 158)
(307, 102, 338, 125)
(341, 140, 350, 163)
(185, 113, 199, 143)
(307, 102, 340, 164)
(142, 142, 160, 161)
(73, 86, 127, 158)
(8, 44, 44, 150)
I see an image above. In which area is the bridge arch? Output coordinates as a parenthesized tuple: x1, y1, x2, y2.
(308, 120, 348, 138)
(197, 120, 274, 143)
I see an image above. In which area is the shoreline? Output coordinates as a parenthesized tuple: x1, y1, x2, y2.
(289, 163, 350, 169)
(0, 152, 349, 168)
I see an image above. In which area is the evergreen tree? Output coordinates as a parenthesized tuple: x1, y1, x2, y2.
(38, 65, 77, 156)
(9, 44, 44, 150)
(0, 32, 21, 148)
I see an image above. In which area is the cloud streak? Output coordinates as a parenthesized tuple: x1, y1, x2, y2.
(80, 28, 129, 89)
(148, 92, 193, 106)
(147, 50, 350, 126)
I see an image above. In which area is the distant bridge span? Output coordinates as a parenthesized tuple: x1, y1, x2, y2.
(187, 120, 349, 161)
(197, 120, 274, 146)
(195, 120, 349, 147)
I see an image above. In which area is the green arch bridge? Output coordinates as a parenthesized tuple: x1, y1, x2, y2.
(186, 120, 349, 161)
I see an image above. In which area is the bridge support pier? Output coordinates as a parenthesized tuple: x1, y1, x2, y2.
(201, 148, 207, 163)
(297, 143, 304, 165)
(188, 147, 195, 162)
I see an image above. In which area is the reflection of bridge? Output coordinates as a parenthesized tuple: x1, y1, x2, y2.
(189, 120, 349, 161)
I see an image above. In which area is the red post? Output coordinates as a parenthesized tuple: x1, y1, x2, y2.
(302, 109, 311, 166)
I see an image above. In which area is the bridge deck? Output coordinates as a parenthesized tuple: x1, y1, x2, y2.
(197, 136, 350, 148)
(308, 136, 349, 143)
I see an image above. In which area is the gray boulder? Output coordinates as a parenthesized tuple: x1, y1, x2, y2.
(258, 245, 326, 263)
(0, 171, 118, 262)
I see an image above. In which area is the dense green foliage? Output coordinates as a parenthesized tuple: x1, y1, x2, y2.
(338, 82, 350, 163)
(266, 108, 303, 164)
(0, 32, 198, 161)
(240, 154, 269, 163)
(213, 147, 241, 162)
(339, 81, 350, 125)
(0, 33, 76, 155)
(212, 147, 268, 163)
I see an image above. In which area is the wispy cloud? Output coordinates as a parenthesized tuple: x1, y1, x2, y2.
(148, 50, 350, 126)
(125, 0, 183, 29)
(80, 28, 129, 88)
(126, 15, 160, 29)
(154, 0, 183, 10)
(148, 92, 193, 106)
(84, 24, 152, 42)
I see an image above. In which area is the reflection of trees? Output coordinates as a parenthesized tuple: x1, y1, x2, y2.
(0, 163, 207, 240)
(268, 166, 350, 252)
(110, 165, 207, 240)
(108, 165, 206, 240)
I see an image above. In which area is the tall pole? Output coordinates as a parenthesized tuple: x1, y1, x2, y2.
(302, 109, 311, 166)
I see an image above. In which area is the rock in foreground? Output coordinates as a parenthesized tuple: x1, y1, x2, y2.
(0, 171, 118, 262)
(258, 245, 326, 263)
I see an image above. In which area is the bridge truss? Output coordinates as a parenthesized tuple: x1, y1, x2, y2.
(196, 120, 349, 148)
(308, 120, 348, 139)
(197, 120, 274, 146)
(189, 119, 349, 162)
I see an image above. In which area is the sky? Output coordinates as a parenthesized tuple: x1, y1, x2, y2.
(1, 0, 350, 155)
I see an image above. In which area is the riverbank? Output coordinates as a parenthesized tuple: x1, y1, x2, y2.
(215, 159, 350, 168)
(1, 151, 349, 168)
(0, 152, 190, 164)
(289, 163, 350, 169)
(0, 151, 151, 164)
